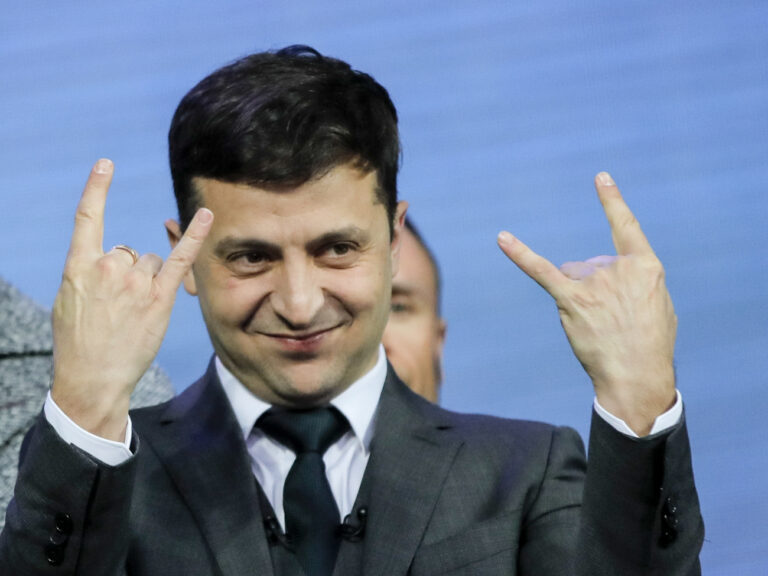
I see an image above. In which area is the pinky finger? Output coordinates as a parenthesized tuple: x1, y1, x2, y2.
(497, 231, 568, 300)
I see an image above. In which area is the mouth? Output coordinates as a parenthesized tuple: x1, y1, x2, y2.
(260, 325, 341, 354)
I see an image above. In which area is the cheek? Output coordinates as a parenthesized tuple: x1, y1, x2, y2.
(382, 319, 406, 346)
(327, 268, 388, 314)
(406, 318, 436, 355)
(384, 318, 427, 356)
(204, 276, 270, 320)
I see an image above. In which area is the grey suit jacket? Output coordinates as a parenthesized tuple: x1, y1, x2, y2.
(0, 361, 703, 575)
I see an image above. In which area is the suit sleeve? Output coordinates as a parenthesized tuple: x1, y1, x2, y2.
(518, 410, 703, 576)
(0, 414, 137, 575)
(577, 409, 704, 575)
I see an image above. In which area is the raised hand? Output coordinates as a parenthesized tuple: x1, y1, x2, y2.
(51, 159, 213, 440)
(497, 172, 676, 435)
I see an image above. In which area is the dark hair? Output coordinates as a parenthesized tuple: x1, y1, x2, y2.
(169, 45, 400, 234)
(404, 217, 443, 315)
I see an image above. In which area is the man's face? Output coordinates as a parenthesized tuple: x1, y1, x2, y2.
(382, 227, 446, 402)
(168, 165, 406, 408)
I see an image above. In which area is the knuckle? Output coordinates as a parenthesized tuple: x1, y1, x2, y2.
(617, 212, 638, 230)
(59, 268, 84, 293)
(140, 253, 162, 270)
(62, 259, 83, 279)
(96, 255, 124, 278)
(150, 255, 165, 272)
(569, 289, 598, 309)
(592, 265, 610, 279)
(73, 207, 96, 227)
(529, 260, 548, 277)
(170, 242, 199, 269)
(96, 255, 118, 273)
(166, 251, 190, 270)
(124, 269, 149, 293)
(643, 256, 665, 277)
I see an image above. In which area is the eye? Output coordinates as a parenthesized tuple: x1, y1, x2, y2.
(319, 242, 358, 263)
(390, 300, 412, 314)
(242, 252, 268, 264)
(226, 251, 272, 274)
(328, 243, 353, 256)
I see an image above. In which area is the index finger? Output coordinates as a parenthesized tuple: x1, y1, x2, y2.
(497, 231, 570, 300)
(155, 208, 214, 295)
(595, 172, 655, 256)
(68, 159, 114, 259)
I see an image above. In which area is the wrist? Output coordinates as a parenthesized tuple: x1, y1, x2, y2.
(595, 386, 677, 436)
(51, 383, 131, 442)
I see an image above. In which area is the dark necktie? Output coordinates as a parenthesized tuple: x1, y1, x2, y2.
(258, 407, 350, 576)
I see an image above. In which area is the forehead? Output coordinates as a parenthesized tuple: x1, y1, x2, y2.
(194, 166, 386, 240)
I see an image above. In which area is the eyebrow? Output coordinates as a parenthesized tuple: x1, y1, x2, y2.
(392, 284, 416, 296)
(213, 237, 281, 259)
(392, 283, 430, 301)
(305, 226, 370, 253)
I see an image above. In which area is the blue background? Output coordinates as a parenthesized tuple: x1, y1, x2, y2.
(1, 1, 766, 572)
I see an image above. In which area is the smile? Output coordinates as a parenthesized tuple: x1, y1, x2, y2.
(261, 325, 340, 354)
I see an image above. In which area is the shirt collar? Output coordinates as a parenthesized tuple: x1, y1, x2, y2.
(216, 345, 387, 452)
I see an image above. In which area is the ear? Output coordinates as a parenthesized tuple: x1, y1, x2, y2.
(434, 318, 447, 391)
(436, 318, 447, 352)
(390, 201, 408, 278)
(165, 219, 199, 296)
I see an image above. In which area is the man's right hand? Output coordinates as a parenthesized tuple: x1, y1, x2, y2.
(51, 159, 213, 441)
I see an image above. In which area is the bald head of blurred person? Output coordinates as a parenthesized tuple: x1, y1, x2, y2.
(383, 218, 446, 402)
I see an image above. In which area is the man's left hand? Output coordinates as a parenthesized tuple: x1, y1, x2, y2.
(497, 172, 677, 436)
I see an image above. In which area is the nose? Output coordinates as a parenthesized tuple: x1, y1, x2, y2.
(270, 258, 325, 330)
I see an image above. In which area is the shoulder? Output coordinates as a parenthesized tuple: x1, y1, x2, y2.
(390, 376, 583, 461)
(130, 367, 215, 430)
(440, 404, 583, 460)
(388, 384, 587, 508)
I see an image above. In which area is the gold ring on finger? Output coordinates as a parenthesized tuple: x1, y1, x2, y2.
(112, 244, 139, 265)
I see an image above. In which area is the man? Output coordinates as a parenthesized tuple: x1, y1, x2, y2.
(0, 276, 174, 531)
(382, 219, 446, 402)
(0, 46, 702, 575)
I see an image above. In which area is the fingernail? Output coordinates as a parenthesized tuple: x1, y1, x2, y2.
(94, 158, 113, 174)
(498, 231, 515, 245)
(597, 172, 615, 186)
(197, 208, 213, 224)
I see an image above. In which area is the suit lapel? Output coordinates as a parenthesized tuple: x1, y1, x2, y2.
(140, 363, 461, 576)
(359, 370, 464, 576)
(142, 363, 274, 576)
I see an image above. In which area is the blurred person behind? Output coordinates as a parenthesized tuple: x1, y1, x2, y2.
(383, 218, 445, 402)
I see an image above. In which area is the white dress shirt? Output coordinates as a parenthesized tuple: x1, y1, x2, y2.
(218, 348, 386, 528)
(44, 345, 683, 527)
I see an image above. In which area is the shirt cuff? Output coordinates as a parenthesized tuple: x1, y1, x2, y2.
(44, 390, 134, 466)
(593, 390, 683, 438)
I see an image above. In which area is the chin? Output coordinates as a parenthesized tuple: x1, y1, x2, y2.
(278, 385, 336, 408)
(271, 373, 341, 407)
